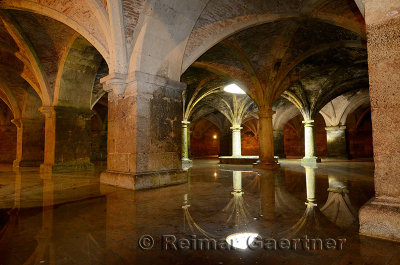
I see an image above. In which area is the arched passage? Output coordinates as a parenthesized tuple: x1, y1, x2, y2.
(190, 118, 220, 158)
(0, 100, 16, 163)
(346, 106, 373, 159)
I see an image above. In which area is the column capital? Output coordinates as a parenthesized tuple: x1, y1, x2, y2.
(230, 126, 243, 131)
(257, 107, 275, 118)
(100, 73, 127, 97)
(181, 120, 190, 125)
(39, 106, 56, 119)
(302, 119, 314, 126)
(11, 118, 22, 128)
(325, 125, 346, 131)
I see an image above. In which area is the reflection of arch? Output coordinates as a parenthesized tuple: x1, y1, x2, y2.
(320, 175, 357, 228)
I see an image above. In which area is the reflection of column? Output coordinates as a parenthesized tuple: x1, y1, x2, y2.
(231, 126, 242, 157)
(284, 165, 320, 238)
(254, 108, 280, 170)
(302, 120, 319, 164)
(223, 171, 250, 229)
(273, 129, 285, 158)
(24, 172, 54, 264)
(274, 171, 303, 216)
(14, 169, 21, 209)
(304, 164, 317, 206)
(12, 118, 44, 167)
(259, 171, 276, 220)
(181, 120, 192, 165)
(321, 174, 357, 228)
(233, 171, 242, 191)
(359, 1, 400, 241)
(325, 126, 349, 160)
(103, 188, 136, 263)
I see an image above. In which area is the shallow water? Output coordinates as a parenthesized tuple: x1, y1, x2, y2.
(0, 159, 399, 265)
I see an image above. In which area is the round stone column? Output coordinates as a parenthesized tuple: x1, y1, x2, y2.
(254, 108, 280, 170)
(231, 125, 242, 157)
(181, 120, 192, 164)
(302, 119, 319, 164)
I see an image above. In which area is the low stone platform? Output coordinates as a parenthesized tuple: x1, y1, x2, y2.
(219, 156, 259, 165)
(100, 169, 188, 190)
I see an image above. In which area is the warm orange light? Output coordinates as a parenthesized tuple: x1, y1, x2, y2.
(213, 135, 217, 139)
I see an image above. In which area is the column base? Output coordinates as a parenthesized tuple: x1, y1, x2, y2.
(40, 162, 94, 172)
(182, 159, 193, 170)
(301, 156, 321, 164)
(274, 154, 286, 159)
(359, 197, 400, 242)
(100, 169, 188, 190)
(253, 160, 280, 170)
(13, 160, 42, 167)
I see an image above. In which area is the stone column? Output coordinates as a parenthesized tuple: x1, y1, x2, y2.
(100, 72, 188, 190)
(302, 120, 319, 164)
(39, 106, 94, 172)
(231, 125, 242, 157)
(359, 0, 400, 241)
(259, 171, 276, 220)
(12, 118, 44, 167)
(181, 121, 190, 160)
(254, 108, 280, 170)
(181, 120, 192, 167)
(325, 126, 349, 160)
(273, 129, 286, 158)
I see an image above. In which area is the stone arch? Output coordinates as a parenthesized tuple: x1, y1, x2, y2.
(339, 92, 370, 126)
(0, 0, 111, 64)
(319, 89, 370, 127)
(273, 104, 301, 131)
(182, 8, 365, 73)
(190, 117, 221, 157)
(54, 35, 104, 109)
(0, 79, 21, 120)
(128, 0, 210, 80)
(0, 99, 16, 162)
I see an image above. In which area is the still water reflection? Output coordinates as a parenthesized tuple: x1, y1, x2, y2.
(0, 160, 399, 264)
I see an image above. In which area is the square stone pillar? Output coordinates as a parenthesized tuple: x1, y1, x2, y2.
(39, 106, 94, 172)
(12, 118, 44, 167)
(359, 0, 400, 241)
(100, 72, 187, 190)
(325, 126, 349, 160)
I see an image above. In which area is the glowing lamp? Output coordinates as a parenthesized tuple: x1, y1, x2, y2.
(223, 84, 246, 94)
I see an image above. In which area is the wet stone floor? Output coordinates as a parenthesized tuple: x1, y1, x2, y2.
(0, 159, 399, 265)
